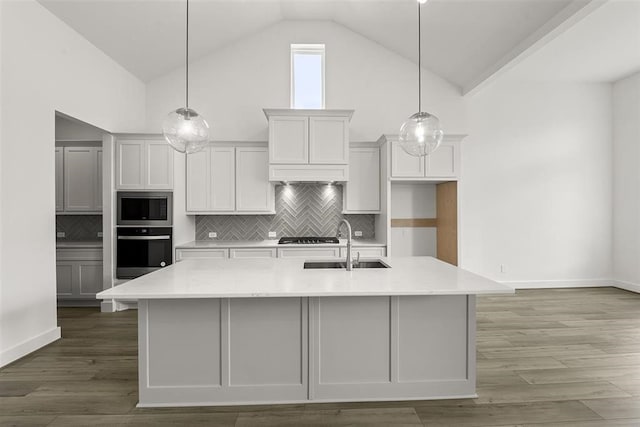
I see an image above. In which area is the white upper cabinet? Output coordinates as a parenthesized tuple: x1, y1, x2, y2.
(236, 147, 272, 212)
(308, 116, 349, 164)
(210, 147, 236, 212)
(264, 109, 353, 182)
(146, 141, 174, 189)
(388, 135, 464, 180)
(343, 146, 380, 213)
(186, 144, 274, 214)
(269, 116, 308, 164)
(55, 147, 64, 212)
(63, 147, 102, 213)
(116, 139, 174, 190)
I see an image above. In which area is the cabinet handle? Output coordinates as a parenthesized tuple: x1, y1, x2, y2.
(117, 236, 170, 240)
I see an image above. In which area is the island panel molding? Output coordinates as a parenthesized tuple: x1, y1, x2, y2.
(136, 295, 474, 406)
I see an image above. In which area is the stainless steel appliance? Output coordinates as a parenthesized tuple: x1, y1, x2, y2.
(116, 227, 173, 279)
(278, 237, 339, 244)
(117, 191, 172, 226)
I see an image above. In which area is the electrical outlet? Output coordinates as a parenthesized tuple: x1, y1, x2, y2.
(56, 231, 65, 238)
(354, 230, 363, 237)
(208, 232, 217, 239)
(500, 264, 507, 274)
(97, 232, 103, 238)
(268, 231, 276, 238)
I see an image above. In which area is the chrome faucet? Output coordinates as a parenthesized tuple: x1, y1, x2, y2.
(337, 219, 353, 271)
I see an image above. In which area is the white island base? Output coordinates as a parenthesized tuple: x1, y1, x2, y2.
(137, 295, 476, 407)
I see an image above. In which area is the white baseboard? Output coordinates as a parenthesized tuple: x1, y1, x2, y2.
(0, 327, 61, 368)
(612, 279, 640, 294)
(501, 279, 613, 289)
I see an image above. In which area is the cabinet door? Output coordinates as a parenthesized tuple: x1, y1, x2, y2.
(55, 148, 64, 212)
(146, 141, 174, 190)
(230, 248, 277, 259)
(95, 148, 103, 211)
(186, 148, 210, 212)
(269, 116, 308, 164)
(64, 147, 96, 211)
(426, 142, 458, 178)
(56, 262, 75, 297)
(78, 261, 103, 297)
(210, 147, 236, 211)
(116, 140, 145, 189)
(176, 248, 229, 261)
(344, 148, 380, 213)
(309, 117, 349, 164)
(236, 147, 273, 213)
(391, 141, 425, 178)
(277, 247, 341, 258)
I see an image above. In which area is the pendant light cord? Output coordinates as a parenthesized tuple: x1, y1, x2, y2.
(418, 1, 422, 113)
(185, 0, 189, 110)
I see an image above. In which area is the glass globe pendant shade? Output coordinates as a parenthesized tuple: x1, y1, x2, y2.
(162, 107, 210, 154)
(399, 112, 444, 157)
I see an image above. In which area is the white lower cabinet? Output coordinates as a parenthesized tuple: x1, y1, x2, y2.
(230, 248, 277, 259)
(341, 246, 386, 258)
(175, 246, 386, 261)
(56, 248, 103, 300)
(175, 248, 229, 261)
(276, 247, 341, 259)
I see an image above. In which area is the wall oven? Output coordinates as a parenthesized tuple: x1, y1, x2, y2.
(117, 192, 172, 226)
(116, 227, 173, 279)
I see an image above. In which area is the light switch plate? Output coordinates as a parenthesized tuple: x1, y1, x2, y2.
(268, 231, 276, 238)
(354, 231, 363, 237)
(208, 232, 217, 239)
(56, 232, 65, 238)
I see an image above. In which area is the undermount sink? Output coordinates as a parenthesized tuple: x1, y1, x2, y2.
(303, 260, 390, 269)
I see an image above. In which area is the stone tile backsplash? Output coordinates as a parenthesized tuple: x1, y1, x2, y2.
(196, 184, 375, 241)
(56, 215, 102, 241)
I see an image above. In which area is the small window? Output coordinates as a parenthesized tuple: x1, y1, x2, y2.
(291, 44, 325, 109)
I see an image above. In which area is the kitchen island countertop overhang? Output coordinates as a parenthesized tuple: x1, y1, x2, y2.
(97, 256, 514, 299)
(97, 256, 514, 407)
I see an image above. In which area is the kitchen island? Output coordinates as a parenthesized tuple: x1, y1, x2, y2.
(97, 256, 513, 407)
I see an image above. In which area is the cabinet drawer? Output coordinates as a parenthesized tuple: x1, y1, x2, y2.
(342, 247, 386, 258)
(176, 248, 229, 261)
(56, 248, 103, 261)
(230, 248, 277, 259)
(277, 247, 341, 259)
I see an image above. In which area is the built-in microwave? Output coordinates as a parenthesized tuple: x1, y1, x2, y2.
(117, 192, 173, 226)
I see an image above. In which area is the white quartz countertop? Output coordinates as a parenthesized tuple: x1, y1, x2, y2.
(176, 239, 385, 249)
(97, 256, 514, 300)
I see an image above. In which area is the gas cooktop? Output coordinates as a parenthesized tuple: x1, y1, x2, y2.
(278, 237, 340, 245)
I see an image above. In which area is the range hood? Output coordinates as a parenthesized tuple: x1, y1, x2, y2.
(264, 108, 354, 182)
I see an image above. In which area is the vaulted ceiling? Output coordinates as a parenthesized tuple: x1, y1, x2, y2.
(37, 0, 639, 93)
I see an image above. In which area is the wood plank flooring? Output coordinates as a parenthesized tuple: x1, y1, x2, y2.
(1, 287, 639, 426)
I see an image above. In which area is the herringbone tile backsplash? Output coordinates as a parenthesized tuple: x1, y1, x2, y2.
(56, 215, 102, 241)
(196, 184, 375, 241)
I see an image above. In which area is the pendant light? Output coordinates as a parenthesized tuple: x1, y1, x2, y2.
(162, 0, 210, 154)
(399, 0, 444, 157)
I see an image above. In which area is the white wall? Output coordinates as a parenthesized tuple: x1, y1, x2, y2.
(0, 0, 146, 367)
(461, 81, 612, 286)
(613, 72, 640, 289)
(55, 115, 105, 141)
(146, 20, 466, 141)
